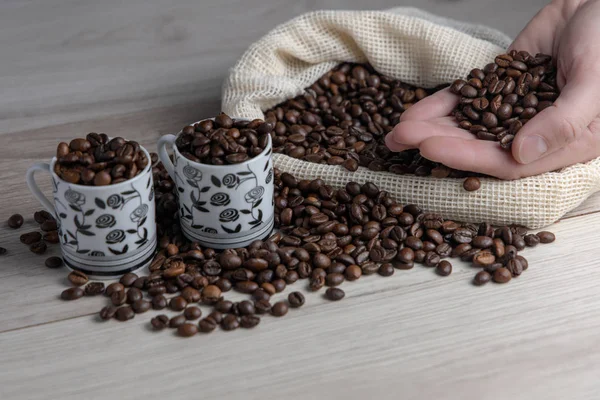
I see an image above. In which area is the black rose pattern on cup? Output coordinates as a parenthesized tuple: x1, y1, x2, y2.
(183, 165, 202, 181)
(210, 192, 230, 207)
(130, 204, 149, 222)
(203, 227, 218, 234)
(89, 251, 105, 257)
(107, 194, 123, 209)
(95, 214, 116, 229)
(222, 173, 239, 188)
(106, 229, 126, 244)
(64, 189, 85, 206)
(244, 186, 264, 203)
(219, 208, 239, 223)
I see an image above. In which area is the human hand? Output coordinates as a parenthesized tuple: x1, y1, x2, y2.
(385, 0, 600, 179)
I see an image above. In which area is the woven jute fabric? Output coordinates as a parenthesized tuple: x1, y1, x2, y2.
(222, 7, 600, 228)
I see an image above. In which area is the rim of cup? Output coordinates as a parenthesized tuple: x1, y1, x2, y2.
(170, 118, 273, 171)
(48, 143, 152, 191)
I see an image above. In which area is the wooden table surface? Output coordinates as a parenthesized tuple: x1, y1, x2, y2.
(2, 1, 599, 399)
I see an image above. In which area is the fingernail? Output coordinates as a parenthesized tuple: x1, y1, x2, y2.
(519, 135, 548, 164)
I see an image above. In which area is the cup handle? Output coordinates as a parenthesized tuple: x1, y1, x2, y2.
(26, 163, 56, 217)
(157, 134, 177, 179)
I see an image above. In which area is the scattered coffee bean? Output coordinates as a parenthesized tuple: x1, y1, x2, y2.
(537, 231, 555, 243)
(221, 314, 240, 331)
(378, 263, 394, 277)
(254, 300, 272, 314)
(84, 282, 105, 296)
(29, 241, 47, 254)
(115, 306, 135, 321)
(20, 231, 42, 244)
(199, 318, 218, 333)
(271, 301, 289, 317)
(45, 256, 63, 269)
(463, 177, 481, 192)
(111, 290, 127, 306)
(61, 287, 84, 301)
(105, 282, 124, 296)
(99, 306, 118, 320)
(288, 291, 305, 308)
(473, 270, 492, 286)
(0, 247, 6, 255)
(493, 267, 512, 283)
(132, 299, 151, 314)
(151, 315, 169, 330)
(436, 260, 452, 276)
(152, 295, 168, 310)
(184, 307, 203, 320)
(169, 315, 187, 328)
(68, 270, 89, 286)
(240, 315, 261, 328)
(7, 214, 23, 229)
(325, 287, 345, 301)
(120, 273, 138, 287)
(178, 323, 198, 337)
(169, 296, 188, 311)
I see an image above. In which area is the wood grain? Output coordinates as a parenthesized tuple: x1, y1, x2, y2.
(0, 0, 597, 398)
(2, 211, 600, 399)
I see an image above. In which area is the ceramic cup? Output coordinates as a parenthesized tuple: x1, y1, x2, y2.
(26, 146, 157, 279)
(157, 121, 275, 249)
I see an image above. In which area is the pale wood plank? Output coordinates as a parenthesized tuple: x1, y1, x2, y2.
(1, 211, 600, 400)
(0, 0, 543, 134)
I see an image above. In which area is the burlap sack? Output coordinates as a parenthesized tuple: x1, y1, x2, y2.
(221, 7, 600, 228)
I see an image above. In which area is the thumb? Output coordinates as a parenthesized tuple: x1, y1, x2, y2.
(512, 73, 600, 164)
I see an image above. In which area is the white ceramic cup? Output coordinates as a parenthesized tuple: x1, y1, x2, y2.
(157, 121, 275, 249)
(26, 146, 157, 279)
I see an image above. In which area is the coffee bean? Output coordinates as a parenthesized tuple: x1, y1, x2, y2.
(44, 256, 63, 269)
(43, 231, 59, 243)
(29, 240, 47, 254)
(202, 285, 222, 304)
(345, 264, 362, 281)
(378, 263, 394, 277)
(99, 306, 118, 320)
(271, 301, 289, 317)
(132, 299, 151, 313)
(325, 287, 345, 301)
(84, 282, 105, 296)
(463, 177, 481, 191)
(436, 260, 452, 276)
(170, 296, 188, 311)
(20, 231, 42, 244)
(68, 270, 89, 286)
(493, 267, 512, 283)
(473, 271, 492, 286)
(106, 282, 125, 296)
(240, 315, 261, 329)
(152, 295, 168, 310)
(61, 287, 84, 300)
(7, 214, 24, 229)
(326, 273, 344, 287)
(537, 231, 555, 243)
(115, 306, 135, 321)
(169, 315, 187, 328)
(120, 273, 138, 287)
(196, 318, 216, 333)
(288, 291, 305, 308)
(151, 315, 169, 330)
(221, 315, 240, 331)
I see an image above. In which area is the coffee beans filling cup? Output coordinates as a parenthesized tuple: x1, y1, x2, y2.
(26, 136, 157, 279)
(157, 114, 275, 249)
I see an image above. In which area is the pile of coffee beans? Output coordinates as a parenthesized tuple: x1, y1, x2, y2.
(12, 210, 60, 256)
(450, 51, 558, 149)
(261, 63, 482, 180)
(50, 159, 555, 338)
(54, 134, 149, 185)
(175, 113, 271, 165)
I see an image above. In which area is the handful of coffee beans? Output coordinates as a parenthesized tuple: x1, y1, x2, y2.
(450, 50, 559, 150)
(175, 113, 271, 165)
(54, 134, 149, 186)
